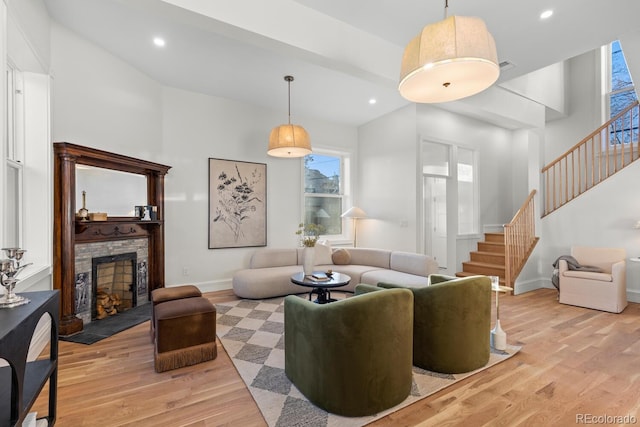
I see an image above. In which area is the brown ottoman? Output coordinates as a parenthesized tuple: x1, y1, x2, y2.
(154, 296, 217, 373)
(150, 285, 202, 342)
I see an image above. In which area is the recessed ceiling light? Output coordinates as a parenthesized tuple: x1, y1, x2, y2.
(369, 98, 377, 105)
(540, 10, 553, 20)
(153, 37, 166, 47)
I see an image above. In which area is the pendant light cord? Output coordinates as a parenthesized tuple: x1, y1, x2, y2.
(288, 79, 291, 124)
(284, 75, 294, 125)
(444, 0, 449, 19)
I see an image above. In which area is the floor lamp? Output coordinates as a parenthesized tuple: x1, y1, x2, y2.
(341, 207, 367, 247)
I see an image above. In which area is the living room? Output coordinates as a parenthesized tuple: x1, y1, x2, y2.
(3, 0, 640, 425)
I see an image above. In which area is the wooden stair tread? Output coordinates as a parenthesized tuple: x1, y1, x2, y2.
(462, 261, 505, 268)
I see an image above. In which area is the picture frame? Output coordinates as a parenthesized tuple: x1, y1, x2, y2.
(134, 205, 157, 221)
(208, 158, 267, 249)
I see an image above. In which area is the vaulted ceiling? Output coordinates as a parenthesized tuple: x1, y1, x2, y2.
(44, 0, 640, 126)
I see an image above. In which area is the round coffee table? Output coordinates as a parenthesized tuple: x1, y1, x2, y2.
(290, 272, 351, 304)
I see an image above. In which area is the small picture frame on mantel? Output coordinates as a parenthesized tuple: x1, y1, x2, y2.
(135, 205, 157, 221)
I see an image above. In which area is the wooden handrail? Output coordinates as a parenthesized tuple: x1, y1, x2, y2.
(542, 101, 639, 216)
(504, 190, 538, 287)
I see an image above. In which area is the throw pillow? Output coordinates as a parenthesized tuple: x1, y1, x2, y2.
(314, 240, 333, 265)
(332, 248, 351, 265)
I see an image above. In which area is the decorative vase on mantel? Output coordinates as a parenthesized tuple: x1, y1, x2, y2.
(302, 246, 315, 276)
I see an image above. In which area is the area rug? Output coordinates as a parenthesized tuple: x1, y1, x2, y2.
(215, 295, 521, 427)
(60, 303, 151, 345)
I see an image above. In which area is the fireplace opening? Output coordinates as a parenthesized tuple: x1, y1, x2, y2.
(91, 252, 137, 320)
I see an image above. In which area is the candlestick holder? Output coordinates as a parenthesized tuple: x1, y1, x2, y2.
(0, 247, 32, 308)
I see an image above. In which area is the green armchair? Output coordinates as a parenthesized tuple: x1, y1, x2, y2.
(377, 274, 491, 374)
(284, 285, 414, 417)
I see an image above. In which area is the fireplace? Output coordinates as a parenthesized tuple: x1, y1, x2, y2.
(74, 238, 150, 325)
(53, 142, 171, 335)
(91, 253, 137, 320)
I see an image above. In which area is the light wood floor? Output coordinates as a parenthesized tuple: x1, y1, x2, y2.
(34, 288, 640, 426)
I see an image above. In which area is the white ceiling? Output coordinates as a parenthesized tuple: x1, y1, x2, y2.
(43, 0, 640, 127)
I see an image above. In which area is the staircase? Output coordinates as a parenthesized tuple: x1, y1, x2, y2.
(542, 100, 640, 216)
(457, 232, 507, 285)
(456, 190, 539, 288)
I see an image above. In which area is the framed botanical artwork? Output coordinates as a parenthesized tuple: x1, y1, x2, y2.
(208, 158, 267, 249)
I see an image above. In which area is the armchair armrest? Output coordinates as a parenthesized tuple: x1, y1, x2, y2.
(354, 283, 382, 295)
(558, 259, 568, 273)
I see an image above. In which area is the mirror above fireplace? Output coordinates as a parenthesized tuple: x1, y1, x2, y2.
(76, 165, 147, 216)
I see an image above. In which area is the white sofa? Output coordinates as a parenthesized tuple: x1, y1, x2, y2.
(232, 246, 439, 299)
(558, 246, 627, 313)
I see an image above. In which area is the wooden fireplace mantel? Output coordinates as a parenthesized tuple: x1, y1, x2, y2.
(53, 142, 171, 336)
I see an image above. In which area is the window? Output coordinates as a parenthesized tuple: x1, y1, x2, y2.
(4, 64, 23, 248)
(607, 40, 638, 144)
(457, 147, 477, 235)
(303, 152, 348, 236)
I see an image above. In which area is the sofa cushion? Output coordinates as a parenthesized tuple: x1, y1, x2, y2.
(317, 264, 379, 288)
(390, 251, 439, 277)
(233, 265, 306, 299)
(347, 248, 391, 269)
(250, 249, 297, 269)
(362, 269, 430, 287)
(332, 248, 351, 265)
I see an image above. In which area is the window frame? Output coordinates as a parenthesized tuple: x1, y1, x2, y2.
(456, 146, 479, 236)
(4, 62, 24, 249)
(301, 149, 352, 243)
(602, 40, 638, 144)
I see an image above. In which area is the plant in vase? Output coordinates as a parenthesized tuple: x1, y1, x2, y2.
(295, 223, 325, 276)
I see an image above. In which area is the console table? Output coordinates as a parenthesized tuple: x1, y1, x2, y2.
(0, 291, 60, 426)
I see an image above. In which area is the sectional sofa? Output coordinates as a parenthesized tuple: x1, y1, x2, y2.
(232, 245, 439, 299)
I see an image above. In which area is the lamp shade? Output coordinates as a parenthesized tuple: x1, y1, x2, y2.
(341, 206, 367, 219)
(399, 15, 499, 103)
(268, 124, 312, 157)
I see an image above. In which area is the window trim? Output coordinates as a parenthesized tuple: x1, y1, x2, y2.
(301, 149, 352, 244)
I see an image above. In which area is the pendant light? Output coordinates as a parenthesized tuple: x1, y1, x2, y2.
(268, 75, 312, 157)
(399, 0, 499, 103)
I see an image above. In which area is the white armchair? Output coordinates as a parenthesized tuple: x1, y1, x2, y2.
(559, 246, 627, 313)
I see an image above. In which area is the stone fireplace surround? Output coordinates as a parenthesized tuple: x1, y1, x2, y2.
(74, 239, 149, 324)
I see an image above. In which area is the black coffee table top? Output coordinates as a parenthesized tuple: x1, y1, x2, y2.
(290, 272, 351, 289)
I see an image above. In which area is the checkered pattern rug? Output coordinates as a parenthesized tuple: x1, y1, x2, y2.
(216, 294, 521, 427)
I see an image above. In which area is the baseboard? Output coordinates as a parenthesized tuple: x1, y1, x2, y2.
(170, 278, 233, 294)
(513, 277, 553, 295)
(627, 289, 640, 303)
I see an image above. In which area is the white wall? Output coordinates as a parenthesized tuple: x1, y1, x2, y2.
(50, 23, 163, 158)
(545, 50, 602, 161)
(160, 86, 357, 290)
(6, 0, 50, 73)
(357, 104, 418, 251)
(358, 101, 532, 273)
(540, 163, 640, 301)
(49, 23, 358, 292)
(539, 46, 640, 302)
(500, 62, 568, 117)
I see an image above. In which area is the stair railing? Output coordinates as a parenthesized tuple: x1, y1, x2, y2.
(541, 101, 639, 216)
(504, 190, 538, 287)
